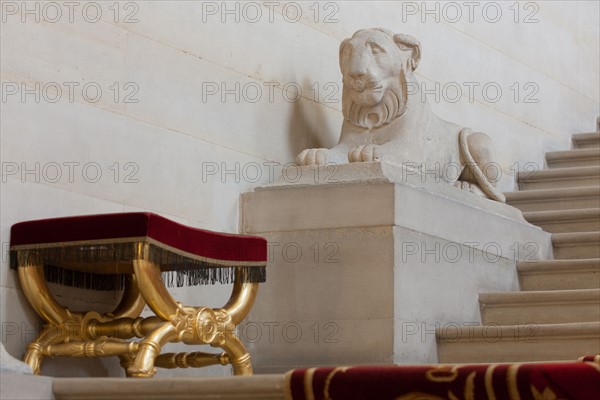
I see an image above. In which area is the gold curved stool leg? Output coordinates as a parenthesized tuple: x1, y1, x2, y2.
(107, 275, 145, 376)
(127, 322, 178, 377)
(220, 269, 259, 375)
(131, 245, 179, 320)
(18, 263, 71, 375)
(23, 325, 63, 375)
(222, 278, 259, 325)
(111, 274, 145, 319)
(129, 244, 181, 377)
(216, 335, 253, 375)
(118, 353, 135, 377)
(129, 244, 262, 377)
(18, 264, 70, 325)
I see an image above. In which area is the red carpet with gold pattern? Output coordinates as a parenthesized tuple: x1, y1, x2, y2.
(285, 356, 600, 400)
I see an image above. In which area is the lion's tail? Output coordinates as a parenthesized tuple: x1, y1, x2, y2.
(459, 128, 506, 203)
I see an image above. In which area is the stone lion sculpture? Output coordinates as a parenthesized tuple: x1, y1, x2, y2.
(296, 28, 505, 203)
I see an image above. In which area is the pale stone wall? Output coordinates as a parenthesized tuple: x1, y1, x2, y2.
(1, 1, 598, 376)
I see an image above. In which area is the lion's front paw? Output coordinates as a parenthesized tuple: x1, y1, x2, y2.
(296, 148, 330, 166)
(348, 144, 382, 162)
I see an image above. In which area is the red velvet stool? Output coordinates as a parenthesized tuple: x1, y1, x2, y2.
(10, 212, 267, 377)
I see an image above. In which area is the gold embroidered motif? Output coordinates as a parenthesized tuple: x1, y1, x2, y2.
(303, 368, 317, 400)
(531, 386, 558, 400)
(426, 365, 460, 382)
(484, 364, 498, 400)
(324, 366, 350, 400)
(464, 371, 476, 400)
(445, 370, 475, 400)
(448, 391, 461, 400)
(507, 364, 522, 400)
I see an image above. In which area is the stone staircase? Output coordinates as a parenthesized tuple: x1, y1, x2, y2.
(437, 130, 600, 363)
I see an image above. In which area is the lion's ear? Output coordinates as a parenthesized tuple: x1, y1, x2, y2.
(339, 38, 350, 71)
(393, 33, 421, 71)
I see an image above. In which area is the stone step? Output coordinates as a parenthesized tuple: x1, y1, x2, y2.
(552, 232, 600, 259)
(518, 259, 600, 290)
(505, 186, 600, 212)
(573, 132, 600, 149)
(546, 148, 600, 168)
(437, 322, 600, 363)
(479, 289, 600, 325)
(0, 374, 53, 400)
(517, 166, 600, 190)
(522, 208, 600, 233)
(53, 375, 285, 400)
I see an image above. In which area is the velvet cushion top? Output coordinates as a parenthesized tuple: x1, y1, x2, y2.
(10, 212, 267, 264)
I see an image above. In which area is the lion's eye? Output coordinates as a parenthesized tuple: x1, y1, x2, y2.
(369, 42, 385, 54)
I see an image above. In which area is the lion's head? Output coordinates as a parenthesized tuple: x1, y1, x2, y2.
(339, 29, 421, 129)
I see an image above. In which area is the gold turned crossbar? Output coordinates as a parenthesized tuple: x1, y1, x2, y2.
(15, 242, 260, 377)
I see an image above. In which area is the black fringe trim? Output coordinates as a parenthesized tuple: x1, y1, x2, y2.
(161, 265, 266, 287)
(34, 264, 266, 291)
(43, 265, 128, 291)
(9, 242, 266, 291)
(9, 243, 137, 270)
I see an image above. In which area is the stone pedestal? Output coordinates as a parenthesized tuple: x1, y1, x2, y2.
(240, 162, 552, 373)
